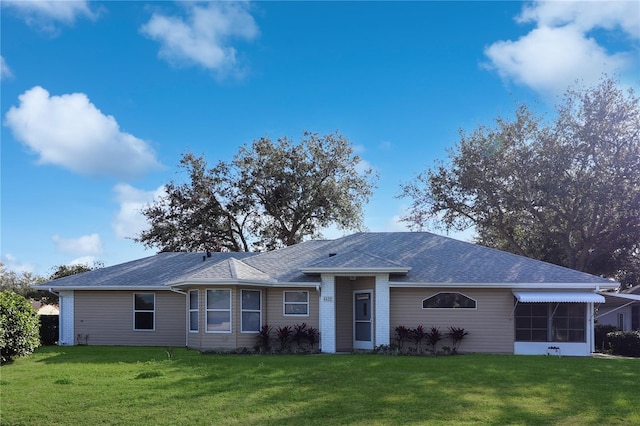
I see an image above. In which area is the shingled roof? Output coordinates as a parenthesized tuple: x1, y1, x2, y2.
(37, 252, 257, 289)
(38, 232, 615, 289)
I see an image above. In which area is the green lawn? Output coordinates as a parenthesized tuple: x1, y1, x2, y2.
(1, 347, 638, 425)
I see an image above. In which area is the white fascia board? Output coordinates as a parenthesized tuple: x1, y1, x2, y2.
(300, 267, 411, 275)
(170, 279, 318, 288)
(37, 286, 171, 291)
(389, 282, 618, 290)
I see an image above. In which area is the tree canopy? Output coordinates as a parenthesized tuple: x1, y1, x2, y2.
(49, 262, 104, 281)
(0, 261, 104, 304)
(399, 77, 640, 287)
(136, 131, 377, 252)
(0, 264, 47, 302)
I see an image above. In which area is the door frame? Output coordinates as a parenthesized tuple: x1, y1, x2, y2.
(353, 289, 374, 350)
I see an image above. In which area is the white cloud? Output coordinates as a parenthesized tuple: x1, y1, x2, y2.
(355, 158, 374, 176)
(69, 256, 97, 266)
(385, 214, 412, 233)
(1, 253, 35, 274)
(517, 0, 640, 36)
(4, 86, 162, 179)
(52, 233, 103, 255)
(0, 56, 12, 80)
(112, 184, 166, 240)
(3, 0, 97, 32)
(140, 2, 259, 76)
(484, 0, 639, 95)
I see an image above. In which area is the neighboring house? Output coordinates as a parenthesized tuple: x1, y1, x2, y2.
(35, 232, 617, 356)
(597, 286, 640, 331)
(30, 300, 60, 315)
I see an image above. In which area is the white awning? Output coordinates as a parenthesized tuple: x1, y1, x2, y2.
(513, 291, 605, 303)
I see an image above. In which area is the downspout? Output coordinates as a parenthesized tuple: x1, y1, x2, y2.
(169, 288, 188, 348)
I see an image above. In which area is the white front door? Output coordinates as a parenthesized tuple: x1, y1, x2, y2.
(353, 290, 374, 350)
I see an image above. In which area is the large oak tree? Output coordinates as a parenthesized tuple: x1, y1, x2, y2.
(399, 78, 640, 287)
(137, 131, 377, 252)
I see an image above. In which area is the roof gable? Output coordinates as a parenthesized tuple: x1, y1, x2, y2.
(301, 250, 410, 274)
(182, 258, 272, 282)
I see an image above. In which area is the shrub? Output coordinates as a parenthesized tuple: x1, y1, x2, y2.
(0, 291, 41, 362)
(293, 323, 307, 349)
(394, 326, 411, 349)
(594, 324, 618, 352)
(276, 325, 293, 351)
(607, 331, 640, 357)
(448, 326, 468, 354)
(426, 327, 443, 354)
(256, 325, 272, 353)
(305, 327, 319, 351)
(412, 325, 427, 354)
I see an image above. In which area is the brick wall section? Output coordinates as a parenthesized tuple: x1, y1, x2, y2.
(375, 274, 390, 347)
(59, 291, 74, 345)
(319, 274, 336, 353)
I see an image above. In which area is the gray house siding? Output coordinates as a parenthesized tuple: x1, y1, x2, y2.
(389, 288, 514, 354)
(74, 290, 185, 346)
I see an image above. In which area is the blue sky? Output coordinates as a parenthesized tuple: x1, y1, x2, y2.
(1, 1, 639, 276)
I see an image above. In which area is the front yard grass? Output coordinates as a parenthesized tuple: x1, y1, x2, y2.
(1, 346, 638, 425)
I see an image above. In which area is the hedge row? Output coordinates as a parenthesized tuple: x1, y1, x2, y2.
(606, 331, 640, 357)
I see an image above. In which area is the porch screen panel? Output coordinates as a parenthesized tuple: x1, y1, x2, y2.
(515, 302, 547, 341)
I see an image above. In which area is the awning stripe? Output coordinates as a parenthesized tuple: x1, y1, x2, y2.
(513, 291, 605, 303)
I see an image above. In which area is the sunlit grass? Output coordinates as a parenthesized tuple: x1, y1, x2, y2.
(1, 346, 638, 425)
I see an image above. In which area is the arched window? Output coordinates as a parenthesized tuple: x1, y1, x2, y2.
(422, 292, 476, 309)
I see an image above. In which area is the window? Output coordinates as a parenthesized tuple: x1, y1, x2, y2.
(515, 302, 585, 342)
(284, 291, 309, 316)
(422, 292, 476, 309)
(134, 293, 155, 331)
(189, 290, 199, 332)
(617, 313, 625, 331)
(632, 306, 640, 331)
(206, 289, 231, 333)
(515, 303, 548, 341)
(241, 290, 261, 333)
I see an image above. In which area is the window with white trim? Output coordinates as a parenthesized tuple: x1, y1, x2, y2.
(284, 291, 309, 316)
(206, 289, 231, 333)
(134, 293, 155, 331)
(189, 290, 199, 332)
(241, 290, 261, 333)
(422, 292, 476, 309)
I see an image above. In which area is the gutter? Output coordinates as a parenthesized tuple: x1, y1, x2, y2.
(388, 282, 619, 290)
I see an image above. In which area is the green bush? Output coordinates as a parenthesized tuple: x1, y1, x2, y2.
(607, 331, 640, 357)
(0, 291, 41, 362)
(594, 324, 618, 352)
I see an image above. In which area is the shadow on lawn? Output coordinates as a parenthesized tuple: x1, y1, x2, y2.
(25, 347, 639, 425)
(31, 345, 189, 365)
(139, 355, 638, 425)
